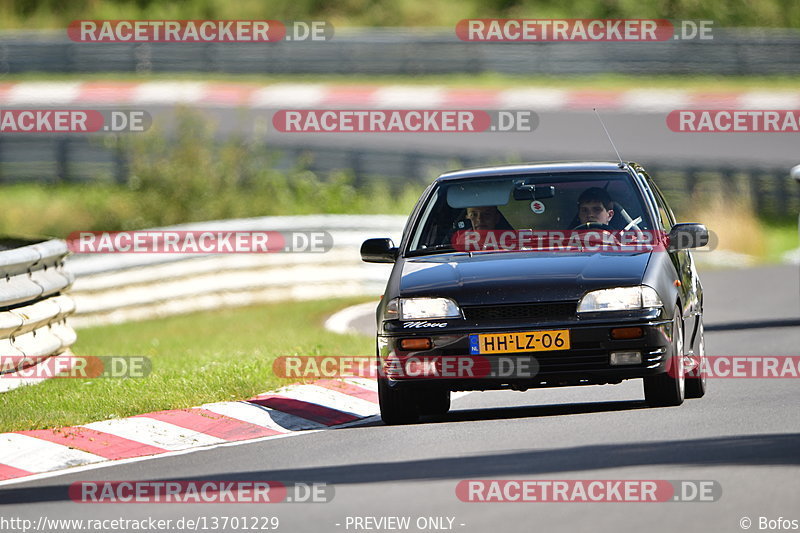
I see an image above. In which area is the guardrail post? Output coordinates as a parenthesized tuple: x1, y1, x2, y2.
(0, 41, 9, 75)
(404, 152, 420, 182)
(749, 169, 763, 215)
(775, 170, 789, 217)
(55, 138, 69, 183)
(114, 142, 129, 184)
(684, 168, 698, 196)
(349, 150, 364, 187)
(135, 43, 152, 73)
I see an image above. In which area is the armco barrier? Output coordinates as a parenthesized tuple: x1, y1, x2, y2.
(0, 238, 77, 392)
(1, 28, 799, 75)
(66, 215, 405, 327)
(59, 210, 777, 328)
(1, 138, 797, 217)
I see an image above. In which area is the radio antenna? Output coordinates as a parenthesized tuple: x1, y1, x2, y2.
(593, 108, 623, 165)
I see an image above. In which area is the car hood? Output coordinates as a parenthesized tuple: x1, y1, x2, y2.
(399, 251, 652, 305)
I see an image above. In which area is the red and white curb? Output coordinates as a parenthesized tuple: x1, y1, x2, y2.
(324, 301, 379, 336)
(1, 81, 798, 111)
(0, 377, 379, 485)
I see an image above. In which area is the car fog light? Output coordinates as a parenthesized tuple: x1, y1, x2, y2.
(611, 327, 644, 340)
(610, 351, 642, 365)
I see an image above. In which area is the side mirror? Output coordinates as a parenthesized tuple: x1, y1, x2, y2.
(667, 223, 709, 251)
(360, 238, 398, 263)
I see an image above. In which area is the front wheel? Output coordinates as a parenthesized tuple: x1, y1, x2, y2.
(685, 320, 707, 399)
(644, 306, 685, 407)
(378, 378, 420, 425)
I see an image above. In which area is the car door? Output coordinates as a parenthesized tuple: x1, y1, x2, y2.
(646, 177, 702, 330)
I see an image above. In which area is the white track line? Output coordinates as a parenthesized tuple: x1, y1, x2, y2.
(250, 84, 327, 108)
(499, 88, 568, 110)
(623, 89, 691, 112)
(739, 91, 800, 108)
(5, 82, 82, 105)
(132, 82, 206, 105)
(371, 86, 445, 108)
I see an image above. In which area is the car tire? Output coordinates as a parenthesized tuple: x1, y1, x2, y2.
(418, 389, 451, 416)
(644, 306, 685, 407)
(685, 320, 707, 399)
(378, 378, 420, 425)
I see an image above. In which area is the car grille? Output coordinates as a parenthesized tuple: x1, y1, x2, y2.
(462, 302, 576, 322)
(535, 352, 610, 372)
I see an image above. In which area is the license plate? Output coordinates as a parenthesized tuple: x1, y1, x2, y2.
(469, 329, 570, 355)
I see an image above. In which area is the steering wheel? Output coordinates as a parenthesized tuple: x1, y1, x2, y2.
(572, 221, 614, 231)
(571, 221, 622, 246)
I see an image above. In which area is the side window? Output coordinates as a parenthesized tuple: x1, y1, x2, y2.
(648, 180, 675, 232)
(409, 189, 442, 250)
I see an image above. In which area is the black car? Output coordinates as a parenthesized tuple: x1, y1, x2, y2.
(361, 161, 709, 425)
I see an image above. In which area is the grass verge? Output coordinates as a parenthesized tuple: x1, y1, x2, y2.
(673, 187, 798, 263)
(2, 72, 800, 91)
(0, 180, 423, 239)
(762, 219, 800, 263)
(0, 297, 374, 433)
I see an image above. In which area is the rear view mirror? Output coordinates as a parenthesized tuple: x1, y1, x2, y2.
(667, 223, 709, 251)
(361, 238, 398, 263)
(513, 183, 555, 201)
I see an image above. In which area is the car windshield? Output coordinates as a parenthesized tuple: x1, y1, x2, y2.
(406, 171, 655, 254)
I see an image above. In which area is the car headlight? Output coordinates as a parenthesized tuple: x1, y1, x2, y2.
(577, 286, 663, 313)
(389, 297, 462, 320)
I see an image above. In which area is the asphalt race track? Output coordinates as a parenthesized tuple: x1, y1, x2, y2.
(6, 103, 789, 168)
(1, 264, 798, 533)
(151, 106, 800, 167)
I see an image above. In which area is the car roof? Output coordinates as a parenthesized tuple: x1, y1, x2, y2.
(436, 161, 641, 182)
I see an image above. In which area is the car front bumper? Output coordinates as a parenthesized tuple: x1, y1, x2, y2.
(378, 316, 674, 391)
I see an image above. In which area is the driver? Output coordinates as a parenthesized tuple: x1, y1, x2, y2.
(466, 206, 501, 230)
(576, 187, 615, 226)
